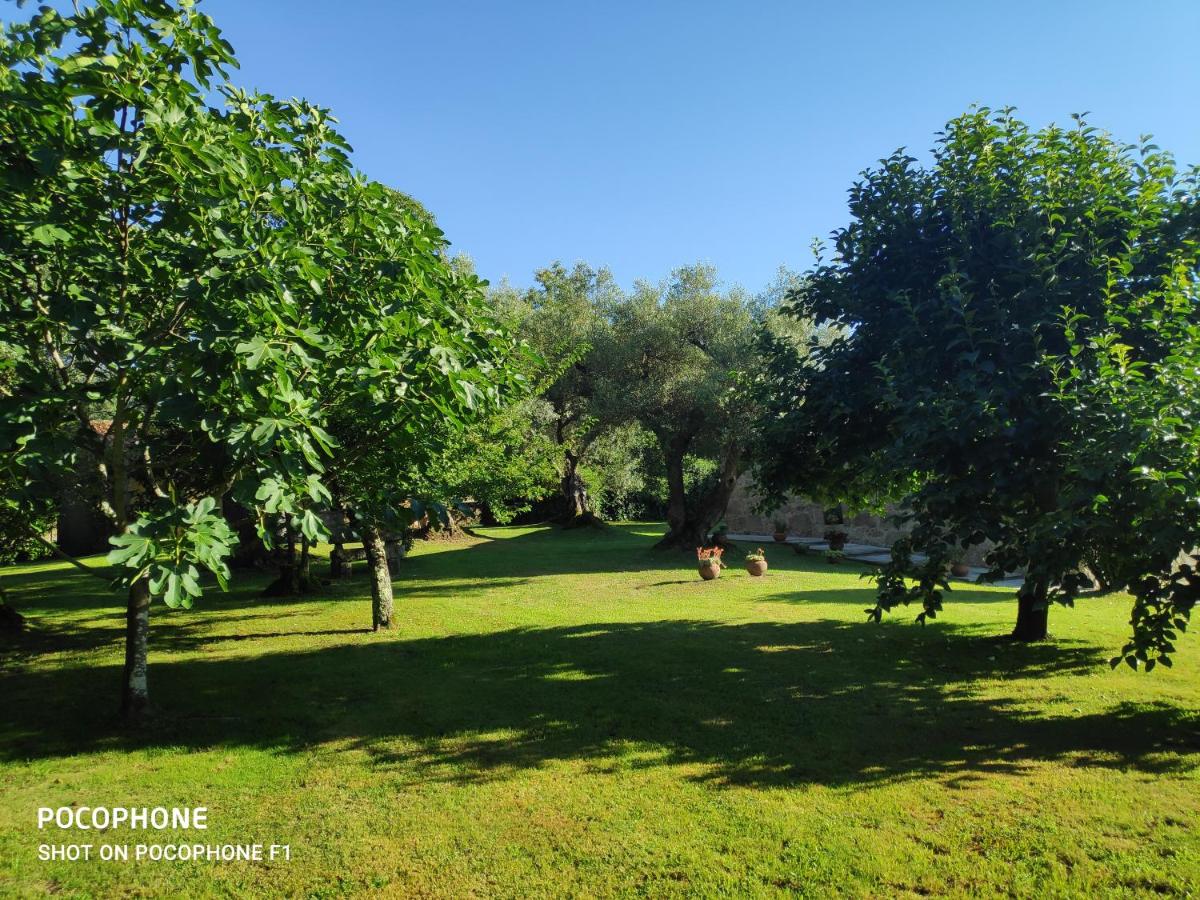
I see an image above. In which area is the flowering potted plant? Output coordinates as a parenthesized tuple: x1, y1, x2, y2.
(824, 549, 845, 564)
(745, 547, 768, 576)
(772, 519, 788, 542)
(696, 546, 724, 580)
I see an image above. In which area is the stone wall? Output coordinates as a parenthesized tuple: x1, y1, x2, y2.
(722, 474, 991, 565)
(722, 475, 909, 546)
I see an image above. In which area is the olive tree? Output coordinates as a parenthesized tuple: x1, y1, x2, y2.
(754, 108, 1199, 661)
(490, 263, 622, 525)
(605, 265, 758, 549)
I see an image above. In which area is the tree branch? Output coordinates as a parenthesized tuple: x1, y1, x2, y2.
(29, 529, 114, 582)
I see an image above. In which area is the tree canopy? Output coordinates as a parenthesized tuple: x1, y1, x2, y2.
(603, 265, 760, 548)
(754, 108, 1200, 662)
(0, 0, 525, 714)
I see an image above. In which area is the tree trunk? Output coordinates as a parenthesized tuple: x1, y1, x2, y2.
(385, 539, 406, 576)
(298, 537, 311, 590)
(362, 522, 394, 631)
(559, 450, 600, 527)
(661, 444, 688, 541)
(224, 497, 271, 569)
(656, 440, 742, 550)
(330, 542, 350, 579)
(1012, 581, 1050, 641)
(120, 577, 151, 723)
(262, 522, 303, 597)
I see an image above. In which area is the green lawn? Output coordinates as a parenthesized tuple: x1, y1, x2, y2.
(2, 524, 1198, 897)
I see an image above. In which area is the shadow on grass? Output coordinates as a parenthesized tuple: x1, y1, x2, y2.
(1, 524, 1014, 627)
(4, 617, 1196, 790)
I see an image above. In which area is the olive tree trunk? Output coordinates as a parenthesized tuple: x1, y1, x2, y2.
(655, 440, 742, 550)
(120, 577, 151, 722)
(361, 522, 394, 630)
(559, 449, 600, 527)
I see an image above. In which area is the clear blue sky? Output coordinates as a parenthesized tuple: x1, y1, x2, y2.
(45, 2, 1200, 292)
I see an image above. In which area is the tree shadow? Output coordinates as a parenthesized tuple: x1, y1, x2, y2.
(4, 618, 1196, 790)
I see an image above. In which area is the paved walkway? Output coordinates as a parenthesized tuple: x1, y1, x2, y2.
(725, 532, 1025, 589)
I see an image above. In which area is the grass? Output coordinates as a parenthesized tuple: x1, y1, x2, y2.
(1, 523, 1198, 898)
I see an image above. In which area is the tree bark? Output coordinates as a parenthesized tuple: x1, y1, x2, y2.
(361, 522, 394, 631)
(385, 539, 406, 576)
(655, 440, 742, 550)
(120, 577, 151, 723)
(298, 536, 311, 590)
(1012, 580, 1050, 641)
(330, 542, 350, 579)
(559, 449, 600, 527)
(661, 442, 688, 541)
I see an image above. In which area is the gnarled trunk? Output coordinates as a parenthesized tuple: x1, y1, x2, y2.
(1012, 580, 1050, 641)
(559, 449, 600, 527)
(121, 577, 151, 723)
(655, 440, 742, 550)
(361, 522, 394, 630)
(385, 539, 406, 576)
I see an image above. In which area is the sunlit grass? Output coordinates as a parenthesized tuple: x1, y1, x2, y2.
(2, 524, 1197, 896)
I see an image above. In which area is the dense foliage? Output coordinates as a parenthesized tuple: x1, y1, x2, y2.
(0, 0, 523, 712)
(488, 263, 623, 525)
(602, 265, 759, 548)
(754, 108, 1200, 663)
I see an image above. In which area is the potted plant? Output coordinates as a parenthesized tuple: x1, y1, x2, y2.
(824, 529, 848, 552)
(824, 549, 845, 564)
(792, 542, 810, 556)
(772, 519, 788, 542)
(950, 560, 971, 577)
(696, 546, 724, 580)
(745, 547, 768, 576)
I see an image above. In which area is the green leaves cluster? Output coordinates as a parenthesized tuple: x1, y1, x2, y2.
(0, 1, 525, 615)
(754, 107, 1200, 664)
(107, 496, 235, 608)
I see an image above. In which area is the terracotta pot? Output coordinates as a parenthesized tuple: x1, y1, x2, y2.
(772, 531, 787, 542)
(745, 559, 768, 577)
(951, 563, 971, 577)
(699, 564, 721, 580)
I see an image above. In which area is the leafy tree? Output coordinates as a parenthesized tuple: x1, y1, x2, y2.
(1048, 256, 1200, 669)
(605, 265, 758, 549)
(578, 422, 656, 520)
(755, 108, 1199, 661)
(314, 180, 528, 629)
(0, 0, 523, 716)
(0, 1, 289, 720)
(427, 397, 559, 525)
(491, 263, 622, 525)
